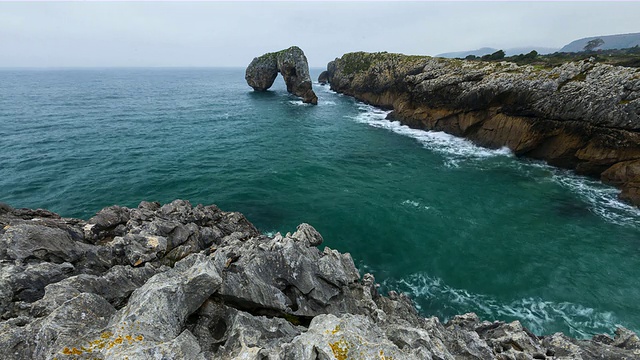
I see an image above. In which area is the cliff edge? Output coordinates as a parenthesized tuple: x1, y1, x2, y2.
(323, 52, 640, 205)
(246, 46, 318, 105)
(1, 200, 639, 359)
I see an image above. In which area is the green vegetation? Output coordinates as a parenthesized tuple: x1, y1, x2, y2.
(584, 38, 605, 52)
(482, 50, 505, 60)
(283, 313, 301, 325)
(255, 46, 301, 62)
(341, 52, 376, 75)
(459, 46, 640, 68)
(340, 52, 430, 75)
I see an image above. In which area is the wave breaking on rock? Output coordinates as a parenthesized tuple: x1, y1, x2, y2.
(322, 52, 640, 206)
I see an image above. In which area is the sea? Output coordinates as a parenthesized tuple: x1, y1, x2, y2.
(1, 67, 639, 338)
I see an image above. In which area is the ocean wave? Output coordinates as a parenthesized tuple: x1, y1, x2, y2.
(288, 100, 311, 106)
(347, 103, 512, 167)
(383, 273, 631, 338)
(319, 84, 339, 94)
(401, 199, 431, 210)
(402, 199, 421, 207)
(549, 169, 640, 227)
(508, 160, 640, 227)
(349, 101, 640, 228)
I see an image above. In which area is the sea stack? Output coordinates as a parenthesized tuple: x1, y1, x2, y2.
(245, 46, 318, 105)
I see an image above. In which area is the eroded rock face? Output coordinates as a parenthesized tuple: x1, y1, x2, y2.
(323, 52, 640, 206)
(245, 46, 318, 104)
(1, 201, 639, 359)
(318, 70, 329, 85)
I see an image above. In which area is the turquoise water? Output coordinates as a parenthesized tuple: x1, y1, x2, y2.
(1, 68, 639, 338)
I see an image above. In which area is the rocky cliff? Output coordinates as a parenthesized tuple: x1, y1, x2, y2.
(1, 200, 639, 359)
(323, 52, 640, 205)
(246, 46, 318, 105)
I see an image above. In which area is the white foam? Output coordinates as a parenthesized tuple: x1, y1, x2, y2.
(401, 199, 432, 210)
(384, 273, 632, 338)
(348, 101, 640, 228)
(319, 84, 339, 94)
(288, 100, 311, 106)
(510, 160, 640, 227)
(347, 103, 512, 167)
(550, 169, 640, 227)
(323, 100, 337, 105)
(402, 199, 421, 207)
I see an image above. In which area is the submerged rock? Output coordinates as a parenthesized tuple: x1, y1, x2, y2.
(1, 201, 639, 359)
(323, 52, 640, 206)
(245, 46, 318, 104)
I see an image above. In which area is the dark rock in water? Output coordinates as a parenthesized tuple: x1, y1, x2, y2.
(245, 46, 318, 105)
(1, 200, 639, 359)
(318, 70, 329, 85)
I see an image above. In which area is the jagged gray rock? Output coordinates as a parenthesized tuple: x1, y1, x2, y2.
(246, 46, 318, 105)
(1, 200, 639, 359)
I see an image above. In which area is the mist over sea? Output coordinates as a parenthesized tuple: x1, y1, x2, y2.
(1, 68, 639, 338)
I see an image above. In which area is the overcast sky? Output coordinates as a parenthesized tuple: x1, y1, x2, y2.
(1, 1, 639, 68)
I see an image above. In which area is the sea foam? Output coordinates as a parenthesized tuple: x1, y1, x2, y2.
(348, 103, 512, 168)
(384, 272, 633, 338)
(349, 101, 640, 228)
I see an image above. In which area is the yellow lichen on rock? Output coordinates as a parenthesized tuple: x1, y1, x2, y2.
(329, 338, 351, 360)
(59, 330, 144, 357)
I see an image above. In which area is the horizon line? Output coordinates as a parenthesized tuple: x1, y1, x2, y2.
(0, 65, 329, 70)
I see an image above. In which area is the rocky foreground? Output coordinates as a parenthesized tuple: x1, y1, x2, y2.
(321, 53, 640, 206)
(1, 200, 639, 359)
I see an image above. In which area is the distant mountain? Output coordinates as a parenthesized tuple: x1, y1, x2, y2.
(437, 47, 497, 58)
(559, 32, 640, 52)
(437, 46, 558, 59)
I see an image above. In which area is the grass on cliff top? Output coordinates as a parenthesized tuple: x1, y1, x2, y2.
(256, 46, 303, 61)
(340, 52, 430, 75)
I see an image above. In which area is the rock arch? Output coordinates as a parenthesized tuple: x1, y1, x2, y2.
(245, 46, 318, 105)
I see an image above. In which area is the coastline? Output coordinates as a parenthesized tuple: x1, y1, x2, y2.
(321, 53, 640, 206)
(1, 200, 639, 359)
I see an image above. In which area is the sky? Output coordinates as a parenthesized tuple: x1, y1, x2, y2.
(1, 1, 639, 68)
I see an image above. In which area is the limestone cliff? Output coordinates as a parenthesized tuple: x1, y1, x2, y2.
(1, 200, 640, 359)
(246, 46, 318, 105)
(323, 52, 640, 205)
